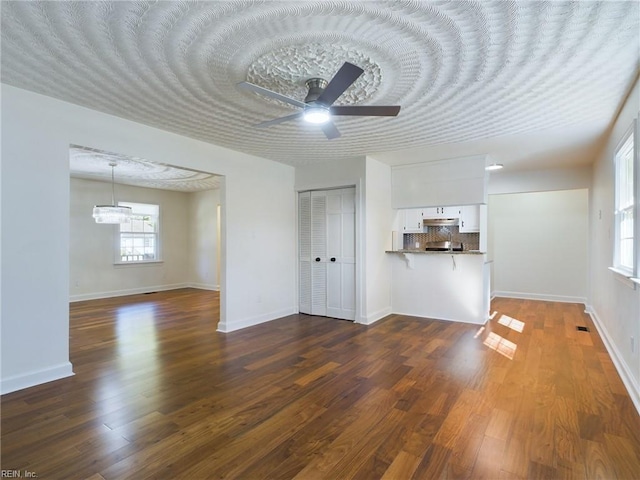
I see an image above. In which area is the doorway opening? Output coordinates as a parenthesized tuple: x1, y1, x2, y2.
(68, 144, 224, 326)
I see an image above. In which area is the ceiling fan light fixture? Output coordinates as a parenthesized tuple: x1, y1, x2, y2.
(485, 163, 504, 171)
(241, 62, 400, 139)
(303, 105, 330, 124)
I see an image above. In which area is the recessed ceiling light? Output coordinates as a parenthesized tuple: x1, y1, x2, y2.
(303, 106, 330, 124)
(485, 163, 504, 171)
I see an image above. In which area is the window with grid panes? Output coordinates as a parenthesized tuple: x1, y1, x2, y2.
(614, 121, 636, 276)
(118, 202, 159, 263)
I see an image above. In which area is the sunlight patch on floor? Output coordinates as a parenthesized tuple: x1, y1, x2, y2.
(497, 314, 525, 333)
(483, 332, 517, 360)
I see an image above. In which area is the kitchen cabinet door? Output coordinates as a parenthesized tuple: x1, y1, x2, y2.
(440, 206, 460, 218)
(423, 206, 460, 219)
(402, 208, 423, 233)
(459, 205, 480, 232)
(422, 207, 439, 218)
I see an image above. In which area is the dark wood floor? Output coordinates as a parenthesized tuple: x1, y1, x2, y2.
(2, 289, 639, 479)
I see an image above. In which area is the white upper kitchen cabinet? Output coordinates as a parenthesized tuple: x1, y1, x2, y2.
(459, 205, 480, 233)
(401, 208, 423, 233)
(422, 206, 460, 219)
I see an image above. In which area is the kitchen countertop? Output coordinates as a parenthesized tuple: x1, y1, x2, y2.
(386, 250, 485, 255)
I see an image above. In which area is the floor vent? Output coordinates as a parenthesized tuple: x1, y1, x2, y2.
(576, 326, 590, 332)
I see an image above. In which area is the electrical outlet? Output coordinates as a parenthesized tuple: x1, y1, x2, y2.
(598, 209, 602, 220)
(631, 336, 636, 354)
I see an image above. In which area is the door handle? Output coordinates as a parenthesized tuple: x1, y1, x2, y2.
(330, 257, 336, 262)
(315, 257, 321, 262)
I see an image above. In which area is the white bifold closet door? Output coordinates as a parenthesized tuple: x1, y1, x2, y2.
(299, 188, 355, 321)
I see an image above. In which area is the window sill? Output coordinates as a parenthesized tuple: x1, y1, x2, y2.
(608, 267, 638, 290)
(114, 260, 164, 267)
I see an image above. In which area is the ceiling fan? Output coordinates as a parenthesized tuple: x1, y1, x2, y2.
(238, 62, 401, 140)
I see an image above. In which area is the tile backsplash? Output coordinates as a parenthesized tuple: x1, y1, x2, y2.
(404, 226, 479, 250)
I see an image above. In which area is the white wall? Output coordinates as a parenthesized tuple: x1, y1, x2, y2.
(363, 157, 393, 324)
(295, 157, 370, 323)
(295, 157, 365, 190)
(294, 157, 395, 326)
(70, 178, 191, 300)
(589, 77, 640, 411)
(488, 189, 589, 303)
(392, 155, 488, 208)
(1, 85, 296, 394)
(391, 254, 487, 324)
(189, 189, 220, 290)
(488, 165, 592, 195)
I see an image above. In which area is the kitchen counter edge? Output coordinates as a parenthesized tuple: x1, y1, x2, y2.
(385, 250, 486, 255)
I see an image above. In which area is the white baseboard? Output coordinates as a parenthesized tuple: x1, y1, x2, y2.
(358, 306, 392, 326)
(217, 306, 298, 333)
(390, 310, 486, 326)
(1, 362, 74, 395)
(188, 283, 220, 291)
(70, 283, 191, 302)
(586, 305, 640, 416)
(493, 291, 586, 305)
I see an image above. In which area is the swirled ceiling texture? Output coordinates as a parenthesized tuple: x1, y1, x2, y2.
(2, 1, 639, 169)
(69, 146, 222, 192)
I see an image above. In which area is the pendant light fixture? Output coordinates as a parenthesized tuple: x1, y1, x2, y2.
(92, 162, 132, 224)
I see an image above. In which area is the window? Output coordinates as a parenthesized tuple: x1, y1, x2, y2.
(118, 202, 160, 263)
(614, 120, 637, 276)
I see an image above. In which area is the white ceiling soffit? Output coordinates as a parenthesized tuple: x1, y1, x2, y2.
(69, 146, 221, 192)
(2, 1, 639, 168)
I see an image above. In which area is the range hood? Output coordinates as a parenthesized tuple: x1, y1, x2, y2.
(422, 218, 459, 227)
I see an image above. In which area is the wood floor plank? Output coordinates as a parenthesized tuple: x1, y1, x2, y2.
(1, 290, 639, 479)
(583, 438, 618, 480)
(501, 433, 531, 478)
(603, 433, 640, 480)
(410, 443, 452, 479)
(530, 394, 557, 468)
(291, 387, 399, 479)
(446, 412, 490, 476)
(380, 450, 423, 480)
(485, 407, 513, 442)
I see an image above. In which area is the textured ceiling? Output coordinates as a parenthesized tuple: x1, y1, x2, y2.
(2, 1, 639, 168)
(70, 146, 221, 192)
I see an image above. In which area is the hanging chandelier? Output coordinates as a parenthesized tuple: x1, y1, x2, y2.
(92, 162, 132, 224)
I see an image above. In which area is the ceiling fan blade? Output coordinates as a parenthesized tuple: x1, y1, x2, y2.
(316, 62, 364, 106)
(330, 105, 401, 117)
(321, 121, 341, 140)
(237, 81, 307, 109)
(254, 112, 303, 128)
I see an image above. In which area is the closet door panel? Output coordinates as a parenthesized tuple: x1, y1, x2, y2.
(299, 188, 355, 321)
(310, 192, 327, 316)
